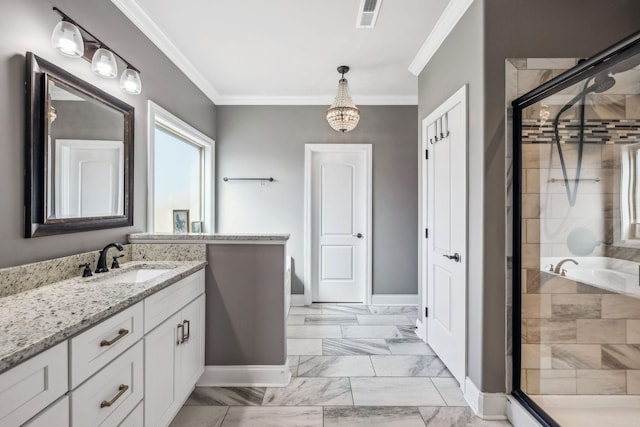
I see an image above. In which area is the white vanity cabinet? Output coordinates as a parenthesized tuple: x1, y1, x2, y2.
(145, 271, 205, 427)
(0, 266, 205, 427)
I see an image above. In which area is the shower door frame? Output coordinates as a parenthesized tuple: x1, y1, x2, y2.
(511, 31, 640, 427)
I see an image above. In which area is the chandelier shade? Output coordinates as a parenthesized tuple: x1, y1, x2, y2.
(326, 66, 360, 132)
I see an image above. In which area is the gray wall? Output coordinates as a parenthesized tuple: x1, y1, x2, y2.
(0, 0, 216, 268)
(205, 244, 286, 365)
(419, 0, 640, 393)
(417, 0, 485, 392)
(216, 105, 418, 296)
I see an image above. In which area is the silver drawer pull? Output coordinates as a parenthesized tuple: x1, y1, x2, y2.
(100, 384, 129, 408)
(100, 329, 129, 347)
(182, 319, 191, 343)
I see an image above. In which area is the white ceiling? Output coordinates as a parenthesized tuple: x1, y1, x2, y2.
(113, 0, 451, 105)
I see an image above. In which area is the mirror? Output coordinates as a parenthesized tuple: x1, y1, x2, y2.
(25, 52, 134, 237)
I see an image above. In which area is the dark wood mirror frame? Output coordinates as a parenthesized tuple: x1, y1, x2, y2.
(25, 52, 134, 238)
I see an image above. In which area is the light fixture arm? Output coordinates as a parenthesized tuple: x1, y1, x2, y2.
(52, 7, 140, 73)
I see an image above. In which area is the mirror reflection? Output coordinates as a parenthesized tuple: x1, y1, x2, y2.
(47, 79, 125, 219)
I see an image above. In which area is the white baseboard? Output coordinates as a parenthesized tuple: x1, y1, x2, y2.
(506, 395, 543, 427)
(371, 294, 418, 305)
(197, 361, 291, 387)
(464, 377, 508, 420)
(290, 294, 307, 306)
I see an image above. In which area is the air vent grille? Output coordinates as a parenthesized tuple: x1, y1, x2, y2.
(356, 0, 382, 28)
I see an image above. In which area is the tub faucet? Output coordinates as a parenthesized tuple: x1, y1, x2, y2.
(95, 243, 124, 273)
(554, 258, 578, 275)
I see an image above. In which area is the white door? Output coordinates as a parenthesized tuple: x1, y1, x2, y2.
(423, 86, 467, 385)
(306, 145, 371, 303)
(54, 139, 124, 218)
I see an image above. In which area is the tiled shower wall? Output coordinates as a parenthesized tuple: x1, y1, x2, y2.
(507, 58, 640, 395)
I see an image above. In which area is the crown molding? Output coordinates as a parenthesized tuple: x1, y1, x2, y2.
(110, 0, 221, 103)
(216, 94, 418, 106)
(408, 0, 474, 76)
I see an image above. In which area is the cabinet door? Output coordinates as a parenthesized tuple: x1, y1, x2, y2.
(176, 294, 205, 398)
(144, 311, 181, 427)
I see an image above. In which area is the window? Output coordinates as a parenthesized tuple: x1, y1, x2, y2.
(148, 101, 214, 233)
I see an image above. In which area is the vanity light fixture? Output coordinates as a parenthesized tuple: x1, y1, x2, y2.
(50, 7, 142, 94)
(326, 66, 360, 132)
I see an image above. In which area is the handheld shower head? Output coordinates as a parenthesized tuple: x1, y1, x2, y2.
(591, 74, 616, 93)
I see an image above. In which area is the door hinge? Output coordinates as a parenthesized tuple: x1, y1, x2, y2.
(425, 307, 428, 317)
(425, 228, 428, 239)
(425, 150, 429, 160)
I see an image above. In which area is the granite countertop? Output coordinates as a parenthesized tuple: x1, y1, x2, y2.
(128, 233, 290, 243)
(0, 260, 206, 374)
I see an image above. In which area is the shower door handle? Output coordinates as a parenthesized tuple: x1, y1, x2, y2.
(443, 253, 461, 262)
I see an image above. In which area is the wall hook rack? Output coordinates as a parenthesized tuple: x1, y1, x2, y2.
(223, 177, 274, 182)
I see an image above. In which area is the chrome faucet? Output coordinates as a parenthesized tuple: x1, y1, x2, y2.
(554, 258, 578, 276)
(95, 243, 124, 273)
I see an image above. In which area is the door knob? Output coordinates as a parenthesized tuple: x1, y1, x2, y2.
(353, 233, 363, 238)
(443, 253, 461, 262)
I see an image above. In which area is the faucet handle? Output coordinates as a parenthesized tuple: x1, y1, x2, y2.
(79, 263, 93, 277)
(561, 268, 567, 277)
(548, 264, 554, 272)
(111, 255, 124, 269)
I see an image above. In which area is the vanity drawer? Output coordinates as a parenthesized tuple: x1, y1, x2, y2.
(118, 401, 143, 427)
(24, 396, 69, 427)
(144, 269, 204, 333)
(70, 301, 143, 388)
(70, 341, 143, 427)
(0, 341, 67, 426)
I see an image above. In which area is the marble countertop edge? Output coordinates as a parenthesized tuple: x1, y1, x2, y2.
(0, 260, 207, 375)
(128, 233, 290, 243)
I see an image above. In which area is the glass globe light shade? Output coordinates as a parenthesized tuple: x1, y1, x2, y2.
(51, 21, 84, 58)
(120, 69, 142, 95)
(91, 48, 118, 79)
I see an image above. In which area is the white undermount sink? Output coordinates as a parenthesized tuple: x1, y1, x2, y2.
(92, 268, 172, 284)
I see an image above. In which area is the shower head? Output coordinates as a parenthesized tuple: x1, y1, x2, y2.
(590, 74, 616, 93)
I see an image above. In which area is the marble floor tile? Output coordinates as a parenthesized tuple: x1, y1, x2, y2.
(431, 377, 467, 406)
(297, 355, 375, 377)
(357, 314, 413, 325)
(289, 305, 323, 315)
(287, 325, 342, 339)
(185, 387, 265, 406)
(396, 325, 420, 338)
(386, 339, 435, 355)
(350, 377, 446, 406)
(287, 339, 323, 355)
(371, 355, 451, 377)
(304, 315, 358, 325)
(263, 377, 353, 406)
(221, 406, 323, 427)
(170, 406, 228, 427)
(288, 356, 299, 377)
(341, 325, 403, 339)
(323, 304, 371, 315)
(370, 306, 419, 315)
(323, 338, 391, 355)
(323, 406, 426, 427)
(419, 406, 512, 426)
(287, 314, 306, 325)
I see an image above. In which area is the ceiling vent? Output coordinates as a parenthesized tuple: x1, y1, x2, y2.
(356, 0, 382, 29)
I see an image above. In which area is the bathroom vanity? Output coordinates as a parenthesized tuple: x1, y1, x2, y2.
(0, 258, 206, 426)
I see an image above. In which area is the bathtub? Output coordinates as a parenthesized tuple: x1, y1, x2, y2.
(530, 395, 640, 427)
(540, 256, 640, 298)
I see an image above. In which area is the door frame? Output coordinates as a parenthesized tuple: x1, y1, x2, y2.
(419, 84, 468, 374)
(303, 144, 373, 305)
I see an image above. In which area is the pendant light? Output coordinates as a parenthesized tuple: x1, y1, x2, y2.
(91, 48, 118, 79)
(326, 66, 360, 133)
(50, 20, 84, 58)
